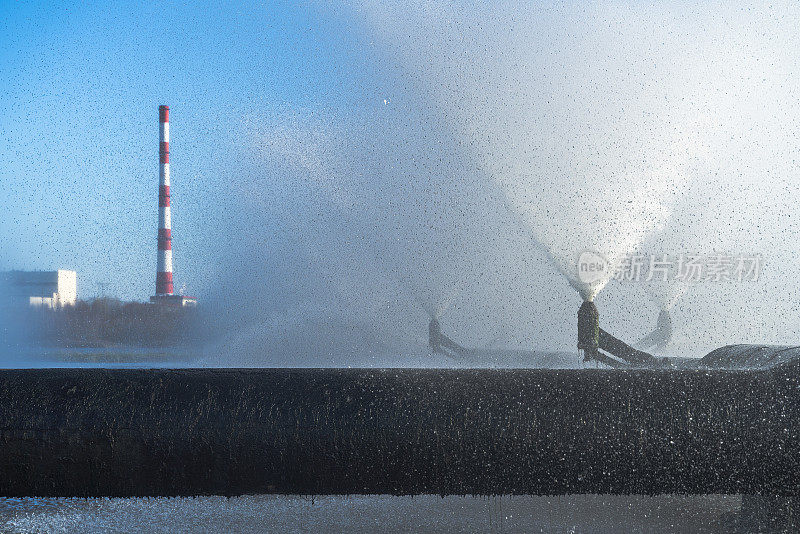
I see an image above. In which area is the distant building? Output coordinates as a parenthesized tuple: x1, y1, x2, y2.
(1, 270, 78, 308)
(150, 294, 198, 307)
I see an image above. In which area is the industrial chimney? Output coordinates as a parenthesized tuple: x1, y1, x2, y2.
(155, 105, 173, 297)
(150, 105, 197, 307)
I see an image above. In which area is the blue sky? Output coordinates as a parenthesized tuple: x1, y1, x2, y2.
(0, 0, 386, 300)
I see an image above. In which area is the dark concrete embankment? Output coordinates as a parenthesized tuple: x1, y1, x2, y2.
(1, 363, 800, 497)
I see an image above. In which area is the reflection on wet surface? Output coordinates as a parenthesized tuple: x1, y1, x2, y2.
(0, 495, 743, 534)
(1, 348, 200, 369)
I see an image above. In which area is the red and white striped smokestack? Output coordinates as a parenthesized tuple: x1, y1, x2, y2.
(155, 105, 173, 296)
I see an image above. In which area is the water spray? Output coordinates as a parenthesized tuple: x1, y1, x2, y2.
(636, 309, 674, 350)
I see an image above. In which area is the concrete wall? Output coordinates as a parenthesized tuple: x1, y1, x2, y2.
(2, 363, 800, 497)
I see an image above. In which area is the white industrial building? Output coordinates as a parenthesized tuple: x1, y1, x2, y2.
(1, 270, 78, 308)
(150, 294, 198, 307)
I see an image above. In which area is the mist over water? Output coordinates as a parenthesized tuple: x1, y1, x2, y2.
(201, 104, 529, 366)
(250, 108, 494, 320)
(194, 1, 800, 365)
(0, 4, 798, 369)
(357, 2, 800, 342)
